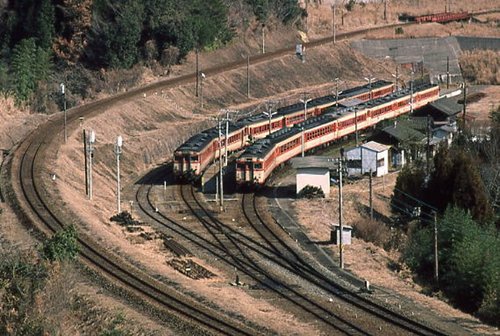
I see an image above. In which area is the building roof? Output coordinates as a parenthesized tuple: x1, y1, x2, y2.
(291, 156, 339, 169)
(382, 124, 426, 143)
(429, 97, 463, 117)
(361, 141, 389, 152)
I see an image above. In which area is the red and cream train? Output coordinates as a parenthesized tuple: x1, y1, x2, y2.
(173, 80, 395, 177)
(236, 83, 440, 184)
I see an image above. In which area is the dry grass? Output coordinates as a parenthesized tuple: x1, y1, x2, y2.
(460, 50, 500, 84)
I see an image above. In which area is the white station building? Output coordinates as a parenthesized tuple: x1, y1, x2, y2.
(345, 141, 389, 177)
(291, 156, 338, 197)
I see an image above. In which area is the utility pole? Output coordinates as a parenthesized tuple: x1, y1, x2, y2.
(384, 0, 387, 22)
(364, 76, 375, 100)
(247, 54, 250, 98)
(446, 56, 450, 89)
(354, 108, 359, 146)
(83, 129, 88, 196)
(426, 115, 432, 177)
(301, 127, 305, 157)
(263, 101, 277, 135)
(262, 24, 266, 54)
(410, 71, 415, 114)
(86, 130, 96, 200)
(195, 49, 199, 97)
(218, 120, 224, 212)
(221, 109, 237, 166)
(369, 168, 373, 221)
(200, 72, 205, 109)
(115, 135, 123, 213)
(462, 81, 467, 129)
(334, 77, 342, 107)
(332, 3, 336, 43)
(339, 157, 344, 269)
(300, 93, 311, 121)
(60, 83, 67, 143)
(392, 65, 399, 92)
(433, 211, 439, 284)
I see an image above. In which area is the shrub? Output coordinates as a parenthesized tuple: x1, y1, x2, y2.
(41, 225, 79, 262)
(395, 27, 404, 35)
(352, 218, 391, 247)
(298, 185, 325, 199)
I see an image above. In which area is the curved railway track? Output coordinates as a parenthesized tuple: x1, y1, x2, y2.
(133, 164, 447, 335)
(3, 10, 499, 333)
(9, 122, 265, 335)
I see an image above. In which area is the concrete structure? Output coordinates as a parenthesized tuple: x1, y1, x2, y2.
(345, 141, 389, 177)
(291, 156, 338, 197)
(331, 224, 353, 245)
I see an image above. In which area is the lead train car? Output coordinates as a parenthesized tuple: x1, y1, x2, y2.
(236, 84, 440, 184)
(174, 80, 394, 177)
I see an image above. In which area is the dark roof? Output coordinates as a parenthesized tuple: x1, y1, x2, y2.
(291, 156, 338, 169)
(175, 122, 244, 153)
(429, 98, 463, 116)
(382, 125, 426, 143)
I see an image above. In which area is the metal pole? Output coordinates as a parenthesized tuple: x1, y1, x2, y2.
(355, 109, 358, 146)
(301, 127, 305, 157)
(339, 158, 344, 269)
(446, 56, 450, 89)
(225, 110, 229, 167)
(369, 168, 373, 221)
(395, 65, 399, 91)
(268, 104, 273, 135)
(89, 141, 93, 200)
(63, 93, 67, 143)
(115, 136, 123, 214)
(83, 130, 88, 196)
(410, 71, 414, 114)
(332, 4, 336, 43)
(462, 82, 467, 128)
(200, 74, 204, 108)
(384, 0, 387, 21)
(195, 49, 199, 97)
(218, 120, 224, 211)
(262, 24, 265, 54)
(426, 115, 431, 177)
(304, 95, 307, 121)
(247, 55, 250, 98)
(434, 211, 439, 284)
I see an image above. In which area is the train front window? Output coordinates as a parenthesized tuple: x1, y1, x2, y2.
(254, 163, 262, 169)
(190, 155, 198, 161)
(174, 154, 182, 161)
(237, 163, 246, 170)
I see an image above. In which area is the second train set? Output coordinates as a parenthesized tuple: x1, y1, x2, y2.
(236, 83, 440, 184)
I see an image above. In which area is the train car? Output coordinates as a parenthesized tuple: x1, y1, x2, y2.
(236, 83, 439, 185)
(173, 80, 395, 177)
(415, 11, 470, 24)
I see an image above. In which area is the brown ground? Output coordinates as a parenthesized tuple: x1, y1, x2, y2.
(1, 1, 499, 334)
(292, 171, 500, 335)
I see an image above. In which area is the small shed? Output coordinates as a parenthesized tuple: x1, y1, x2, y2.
(345, 141, 389, 177)
(330, 224, 353, 245)
(291, 156, 338, 197)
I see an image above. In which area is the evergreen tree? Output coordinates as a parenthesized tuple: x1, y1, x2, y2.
(34, 0, 55, 50)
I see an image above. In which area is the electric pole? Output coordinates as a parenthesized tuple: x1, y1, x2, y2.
(392, 65, 399, 92)
(339, 157, 344, 269)
(218, 119, 224, 211)
(60, 83, 67, 143)
(384, 0, 387, 22)
(426, 115, 432, 177)
(86, 130, 96, 200)
(434, 211, 439, 284)
(364, 76, 375, 100)
(300, 93, 311, 121)
(83, 130, 88, 196)
(262, 24, 266, 54)
(195, 48, 199, 97)
(446, 56, 450, 89)
(200, 72, 205, 108)
(247, 54, 250, 98)
(410, 71, 415, 114)
(263, 101, 276, 135)
(355, 108, 359, 146)
(462, 81, 467, 129)
(301, 127, 305, 157)
(334, 78, 342, 107)
(369, 169, 373, 221)
(115, 135, 123, 213)
(332, 3, 336, 43)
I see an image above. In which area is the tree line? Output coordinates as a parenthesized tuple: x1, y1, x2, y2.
(393, 109, 500, 325)
(0, 0, 303, 108)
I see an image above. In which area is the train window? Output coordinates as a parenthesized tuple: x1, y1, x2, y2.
(237, 163, 246, 170)
(174, 155, 182, 161)
(254, 163, 262, 169)
(190, 155, 198, 161)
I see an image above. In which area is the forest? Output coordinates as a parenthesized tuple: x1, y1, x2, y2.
(0, 0, 304, 111)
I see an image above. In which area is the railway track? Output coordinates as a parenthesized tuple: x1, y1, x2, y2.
(134, 165, 447, 334)
(8, 122, 265, 336)
(4, 10, 499, 333)
(241, 191, 448, 336)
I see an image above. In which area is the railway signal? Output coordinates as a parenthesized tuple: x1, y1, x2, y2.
(86, 130, 96, 200)
(300, 93, 312, 121)
(60, 83, 67, 143)
(263, 101, 277, 135)
(333, 77, 343, 107)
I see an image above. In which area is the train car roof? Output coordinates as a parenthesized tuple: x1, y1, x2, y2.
(174, 122, 244, 153)
(235, 80, 393, 127)
(239, 83, 437, 160)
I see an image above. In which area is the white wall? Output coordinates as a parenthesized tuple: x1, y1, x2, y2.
(346, 147, 389, 177)
(297, 168, 330, 197)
